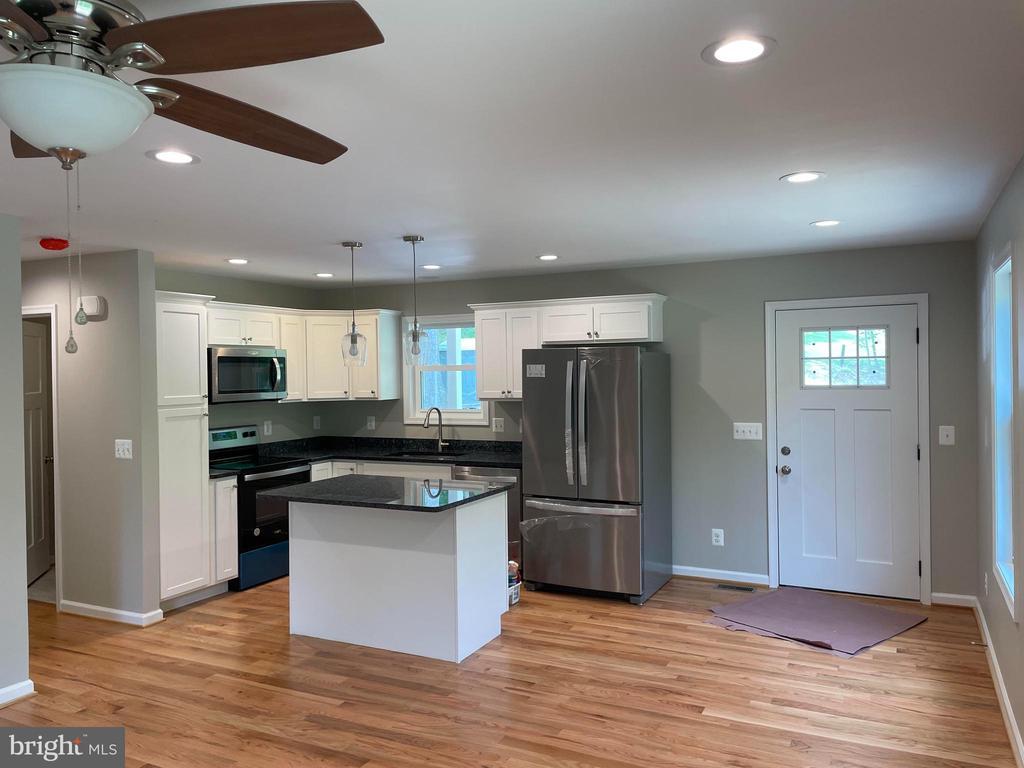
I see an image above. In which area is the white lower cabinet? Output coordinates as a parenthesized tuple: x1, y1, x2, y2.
(357, 462, 453, 480)
(210, 477, 238, 583)
(311, 461, 333, 482)
(332, 461, 358, 477)
(159, 406, 211, 600)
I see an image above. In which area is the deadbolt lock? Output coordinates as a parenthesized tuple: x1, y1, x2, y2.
(781, 446, 791, 456)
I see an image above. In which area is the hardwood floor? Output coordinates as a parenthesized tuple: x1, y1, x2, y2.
(2, 578, 1014, 768)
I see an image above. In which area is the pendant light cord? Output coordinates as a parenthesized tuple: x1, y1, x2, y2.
(350, 244, 357, 332)
(411, 239, 418, 329)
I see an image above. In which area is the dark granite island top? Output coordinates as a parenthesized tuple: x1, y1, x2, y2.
(258, 473, 514, 513)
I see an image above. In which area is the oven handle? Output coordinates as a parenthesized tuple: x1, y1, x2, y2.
(242, 465, 310, 483)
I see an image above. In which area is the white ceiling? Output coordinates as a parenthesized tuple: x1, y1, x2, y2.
(4, 0, 1024, 284)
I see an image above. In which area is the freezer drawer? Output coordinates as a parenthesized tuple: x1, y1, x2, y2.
(521, 498, 642, 594)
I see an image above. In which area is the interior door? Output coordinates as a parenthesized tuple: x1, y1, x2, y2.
(775, 304, 920, 599)
(23, 319, 51, 584)
(522, 348, 578, 499)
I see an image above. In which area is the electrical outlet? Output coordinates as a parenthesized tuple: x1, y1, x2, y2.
(366, 416, 376, 431)
(263, 420, 272, 437)
(733, 423, 763, 441)
(711, 528, 725, 547)
(938, 425, 956, 446)
(313, 415, 321, 431)
(114, 439, 133, 460)
(492, 417, 505, 433)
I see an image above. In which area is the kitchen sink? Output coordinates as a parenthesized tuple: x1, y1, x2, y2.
(387, 450, 466, 460)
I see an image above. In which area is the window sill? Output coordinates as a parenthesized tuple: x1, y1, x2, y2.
(404, 411, 490, 427)
(995, 562, 1016, 621)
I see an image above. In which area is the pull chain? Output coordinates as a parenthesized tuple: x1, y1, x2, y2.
(64, 170, 78, 354)
(74, 164, 88, 326)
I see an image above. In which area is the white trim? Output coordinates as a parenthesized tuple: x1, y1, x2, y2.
(155, 291, 215, 306)
(973, 597, 1024, 768)
(764, 293, 931, 603)
(59, 600, 164, 627)
(160, 582, 228, 612)
(930, 592, 978, 607)
(468, 293, 667, 311)
(0, 680, 34, 708)
(672, 565, 770, 586)
(21, 304, 63, 609)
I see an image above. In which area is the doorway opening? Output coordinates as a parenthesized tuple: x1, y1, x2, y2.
(22, 305, 61, 608)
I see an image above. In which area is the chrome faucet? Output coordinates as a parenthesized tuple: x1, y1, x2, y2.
(423, 407, 450, 453)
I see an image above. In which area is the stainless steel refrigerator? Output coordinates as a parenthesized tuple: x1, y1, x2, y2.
(521, 346, 671, 604)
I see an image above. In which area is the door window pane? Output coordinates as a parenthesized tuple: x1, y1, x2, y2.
(803, 360, 830, 387)
(858, 358, 887, 387)
(829, 329, 857, 358)
(800, 326, 890, 388)
(858, 328, 887, 357)
(830, 358, 858, 386)
(802, 330, 830, 358)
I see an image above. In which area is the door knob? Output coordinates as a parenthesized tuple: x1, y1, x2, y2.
(780, 446, 791, 456)
(779, 465, 792, 476)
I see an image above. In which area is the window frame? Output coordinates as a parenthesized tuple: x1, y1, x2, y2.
(799, 325, 890, 390)
(402, 314, 490, 426)
(991, 248, 1017, 619)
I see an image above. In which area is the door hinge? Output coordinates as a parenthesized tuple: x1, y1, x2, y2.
(916, 327, 920, 344)
(919, 560, 922, 577)
(917, 445, 921, 461)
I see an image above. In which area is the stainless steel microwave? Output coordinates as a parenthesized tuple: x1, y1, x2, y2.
(208, 346, 288, 403)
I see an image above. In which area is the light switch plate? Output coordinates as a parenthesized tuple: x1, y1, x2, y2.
(493, 417, 505, 433)
(263, 420, 272, 437)
(733, 422, 763, 440)
(313, 415, 321, 431)
(114, 439, 133, 460)
(938, 425, 955, 446)
(366, 416, 376, 431)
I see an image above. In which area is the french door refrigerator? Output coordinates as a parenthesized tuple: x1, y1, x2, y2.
(521, 346, 671, 604)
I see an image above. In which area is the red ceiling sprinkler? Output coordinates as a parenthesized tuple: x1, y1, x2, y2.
(39, 237, 69, 251)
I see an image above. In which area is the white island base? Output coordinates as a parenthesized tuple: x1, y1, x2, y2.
(289, 492, 508, 663)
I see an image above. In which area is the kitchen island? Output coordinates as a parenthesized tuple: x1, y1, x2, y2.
(259, 474, 512, 663)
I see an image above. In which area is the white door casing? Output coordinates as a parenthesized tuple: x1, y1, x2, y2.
(771, 300, 925, 600)
(23, 319, 52, 584)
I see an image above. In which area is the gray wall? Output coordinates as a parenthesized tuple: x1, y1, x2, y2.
(22, 251, 161, 616)
(0, 214, 30, 694)
(210, 401, 329, 441)
(977, 154, 1024, 737)
(324, 242, 979, 591)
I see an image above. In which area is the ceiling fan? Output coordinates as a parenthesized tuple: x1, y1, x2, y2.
(0, 0, 384, 168)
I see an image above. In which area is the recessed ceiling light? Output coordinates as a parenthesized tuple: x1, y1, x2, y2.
(701, 35, 776, 65)
(147, 148, 200, 165)
(315, 272, 334, 278)
(780, 171, 824, 184)
(538, 254, 558, 261)
(810, 219, 841, 228)
(226, 258, 249, 265)
(422, 264, 441, 270)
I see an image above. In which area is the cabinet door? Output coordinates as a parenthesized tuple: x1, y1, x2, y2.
(156, 302, 208, 407)
(350, 315, 380, 399)
(592, 302, 650, 341)
(331, 462, 358, 477)
(540, 304, 594, 343)
(212, 478, 238, 582)
(244, 312, 280, 347)
(279, 315, 307, 401)
(310, 462, 333, 482)
(357, 462, 453, 481)
(306, 317, 351, 399)
(159, 406, 210, 599)
(475, 310, 509, 399)
(506, 308, 539, 398)
(207, 309, 246, 345)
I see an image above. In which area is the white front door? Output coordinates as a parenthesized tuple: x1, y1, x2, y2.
(775, 304, 920, 599)
(23, 319, 52, 585)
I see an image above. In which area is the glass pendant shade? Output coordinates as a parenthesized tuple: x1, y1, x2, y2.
(75, 303, 88, 326)
(0, 64, 153, 155)
(404, 323, 425, 365)
(342, 324, 368, 367)
(64, 332, 78, 354)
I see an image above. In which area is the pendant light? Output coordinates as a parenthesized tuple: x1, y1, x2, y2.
(403, 235, 425, 364)
(341, 241, 367, 367)
(62, 169, 78, 354)
(73, 165, 88, 327)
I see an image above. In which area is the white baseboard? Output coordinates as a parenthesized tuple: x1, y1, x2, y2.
(931, 592, 978, 607)
(971, 596, 1024, 768)
(672, 565, 770, 586)
(160, 582, 228, 612)
(0, 679, 34, 708)
(60, 600, 163, 627)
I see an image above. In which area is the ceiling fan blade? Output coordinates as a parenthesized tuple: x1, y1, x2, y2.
(10, 132, 48, 158)
(105, 1, 383, 76)
(0, 0, 49, 42)
(139, 78, 347, 165)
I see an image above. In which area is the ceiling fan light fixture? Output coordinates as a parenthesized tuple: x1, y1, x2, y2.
(0, 64, 153, 158)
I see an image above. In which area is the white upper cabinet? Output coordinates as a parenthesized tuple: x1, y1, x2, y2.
(306, 316, 351, 400)
(349, 315, 379, 399)
(474, 308, 539, 399)
(279, 314, 307, 401)
(538, 296, 664, 344)
(208, 305, 280, 347)
(592, 301, 651, 341)
(540, 304, 595, 343)
(156, 295, 211, 407)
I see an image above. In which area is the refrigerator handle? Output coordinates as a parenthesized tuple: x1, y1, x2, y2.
(564, 359, 575, 485)
(578, 359, 588, 487)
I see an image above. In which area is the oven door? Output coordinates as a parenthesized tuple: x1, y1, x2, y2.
(237, 466, 310, 552)
(209, 347, 288, 403)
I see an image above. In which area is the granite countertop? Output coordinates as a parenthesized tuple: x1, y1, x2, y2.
(209, 467, 240, 479)
(258, 473, 515, 513)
